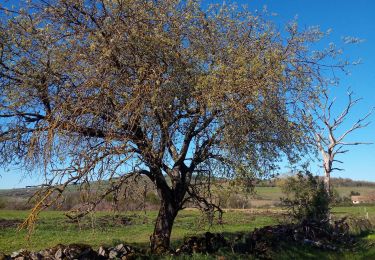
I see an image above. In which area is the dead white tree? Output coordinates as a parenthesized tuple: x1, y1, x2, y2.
(315, 90, 374, 195)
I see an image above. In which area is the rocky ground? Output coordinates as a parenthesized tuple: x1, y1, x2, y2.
(0, 243, 137, 260)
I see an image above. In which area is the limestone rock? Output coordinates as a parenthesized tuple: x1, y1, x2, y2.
(98, 246, 107, 257)
(63, 244, 96, 259)
(108, 249, 118, 259)
(29, 252, 43, 260)
(54, 248, 64, 260)
(10, 249, 29, 259)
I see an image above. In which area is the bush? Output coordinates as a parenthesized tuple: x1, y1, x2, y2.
(350, 191, 360, 196)
(280, 171, 330, 224)
(226, 194, 251, 209)
(145, 192, 160, 205)
(0, 197, 6, 209)
(61, 191, 82, 210)
(4, 197, 31, 210)
(346, 217, 373, 235)
(331, 189, 352, 206)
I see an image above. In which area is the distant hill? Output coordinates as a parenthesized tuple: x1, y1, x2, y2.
(330, 177, 375, 187)
(255, 176, 375, 188)
(0, 176, 374, 210)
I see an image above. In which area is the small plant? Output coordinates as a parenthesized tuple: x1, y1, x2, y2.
(346, 217, 373, 235)
(0, 197, 6, 209)
(145, 192, 160, 205)
(331, 189, 352, 206)
(227, 194, 251, 209)
(350, 191, 361, 196)
(280, 170, 331, 224)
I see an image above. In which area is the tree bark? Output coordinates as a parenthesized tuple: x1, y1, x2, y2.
(324, 172, 333, 222)
(150, 193, 178, 253)
(148, 167, 189, 253)
(324, 173, 330, 196)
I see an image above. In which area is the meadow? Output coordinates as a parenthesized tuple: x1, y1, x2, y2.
(0, 206, 374, 259)
(0, 209, 276, 253)
(254, 186, 375, 201)
(1, 183, 374, 258)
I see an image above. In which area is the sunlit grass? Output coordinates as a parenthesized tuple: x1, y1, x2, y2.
(0, 207, 374, 257)
(0, 209, 277, 253)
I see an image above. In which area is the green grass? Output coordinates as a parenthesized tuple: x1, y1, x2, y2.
(254, 187, 283, 200)
(254, 186, 375, 201)
(332, 205, 375, 217)
(334, 186, 375, 197)
(0, 207, 374, 258)
(0, 209, 277, 254)
(274, 240, 375, 260)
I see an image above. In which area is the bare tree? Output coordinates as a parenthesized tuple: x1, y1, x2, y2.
(315, 91, 373, 195)
(0, 0, 348, 252)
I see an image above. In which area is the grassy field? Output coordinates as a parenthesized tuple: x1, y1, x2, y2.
(254, 186, 375, 201)
(1, 184, 374, 257)
(1, 185, 373, 210)
(0, 209, 277, 254)
(0, 206, 374, 258)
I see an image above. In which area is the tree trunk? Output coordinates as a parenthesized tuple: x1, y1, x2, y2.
(324, 172, 332, 223)
(323, 156, 331, 197)
(149, 167, 189, 253)
(150, 196, 178, 253)
(324, 173, 330, 196)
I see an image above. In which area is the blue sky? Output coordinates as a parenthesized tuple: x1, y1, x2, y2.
(0, 0, 374, 188)
(211, 0, 375, 182)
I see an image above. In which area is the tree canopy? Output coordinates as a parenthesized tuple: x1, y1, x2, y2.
(0, 0, 346, 252)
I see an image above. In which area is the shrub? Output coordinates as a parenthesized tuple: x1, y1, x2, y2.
(145, 192, 159, 204)
(350, 191, 360, 196)
(280, 171, 330, 224)
(5, 197, 30, 210)
(331, 189, 352, 206)
(331, 190, 352, 206)
(346, 217, 373, 235)
(226, 194, 251, 209)
(61, 191, 82, 210)
(0, 196, 6, 209)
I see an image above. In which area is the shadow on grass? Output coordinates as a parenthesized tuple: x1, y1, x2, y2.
(275, 239, 375, 260)
(104, 230, 375, 260)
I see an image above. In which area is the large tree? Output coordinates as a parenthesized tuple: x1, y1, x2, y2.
(0, 0, 345, 252)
